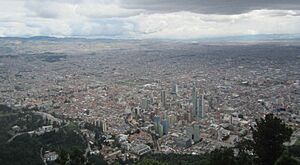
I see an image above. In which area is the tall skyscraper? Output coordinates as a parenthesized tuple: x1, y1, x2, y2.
(162, 119, 169, 135)
(171, 83, 178, 96)
(193, 124, 201, 142)
(167, 114, 177, 127)
(201, 94, 205, 118)
(153, 115, 161, 125)
(186, 126, 194, 140)
(196, 96, 204, 119)
(161, 90, 166, 108)
(192, 85, 197, 117)
(101, 120, 107, 132)
(192, 85, 205, 120)
(158, 123, 164, 137)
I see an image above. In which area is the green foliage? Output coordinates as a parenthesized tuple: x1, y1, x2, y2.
(37, 127, 86, 152)
(67, 121, 78, 131)
(137, 153, 210, 165)
(87, 154, 108, 165)
(70, 148, 85, 165)
(251, 114, 293, 165)
(289, 145, 300, 158)
(274, 151, 299, 165)
(0, 134, 43, 165)
(0, 107, 87, 165)
(56, 148, 108, 165)
(136, 158, 167, 165)
(209, 147, 236, 165)
(56, 149, 69, 165)
(235, 139, 255, 165)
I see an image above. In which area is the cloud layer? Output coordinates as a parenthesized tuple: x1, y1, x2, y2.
(122, 0, 300, 15)
(0, 0, 299, 38)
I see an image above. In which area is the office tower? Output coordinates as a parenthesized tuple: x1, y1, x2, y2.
(149, 92, 154, 104)
(201, 94, 205, 118)
(197, 93, 205, 119)
(186, 126, 194, 140)
(158, 123, 164, 137)
(153, 115, 161, 125)
(193, 124, 201, 142)
(167, 115, 172, 128)
(163, 111, 167, 119)
(154, 122, 159, 133)
(162, 119, 169, 135)
(161, 90, 166, 108)
(194, 89, 205, 120)
(168, 114, 177, 127)
(192, 85, 197, 117)
(196, 97, 203, 119)
(171, 84, 178, 95)
(101, 120, 107, 132)
(96, 120, 100, 127)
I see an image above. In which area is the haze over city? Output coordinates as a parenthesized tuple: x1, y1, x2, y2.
(0, 1, 300, 165)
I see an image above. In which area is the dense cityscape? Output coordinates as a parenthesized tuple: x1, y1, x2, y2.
(0, 37, 299, 164)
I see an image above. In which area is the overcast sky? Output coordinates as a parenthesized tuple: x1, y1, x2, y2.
(0, 0, 300, 39)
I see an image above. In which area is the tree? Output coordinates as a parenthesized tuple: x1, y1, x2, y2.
(56, 149, 69, 165)
(70, 148, 85, 165)
(235, 139, 255, 165)
(209, 147, 236, 165)
(251, 114, 293, 165)
(274, 150, 299, 165)
(87, 154, 108, 165)
(136, 158, 167, 165)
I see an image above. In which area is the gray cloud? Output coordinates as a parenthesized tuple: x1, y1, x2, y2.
(1, 0, 300, 38)
(121, 0, 300, 14)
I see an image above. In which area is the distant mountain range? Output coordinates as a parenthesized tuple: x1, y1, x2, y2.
(200, 34, 300, 41)
(1, 34, 300, 42)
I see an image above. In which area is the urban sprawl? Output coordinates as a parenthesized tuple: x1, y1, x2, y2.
(1, 38, 300, 163)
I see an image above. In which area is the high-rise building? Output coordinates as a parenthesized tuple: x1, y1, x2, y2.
(153, 114, 164, 136)
(161, 90, 166, 108)
(95, 120, 100, 127)
(154, 122, 159, 133)
(192, 85, 205, 120)
(100, 120, 107, 132)
(201, 94, 205, 118)
(193, 124, 201, 142)
(192, 85, 197, 117)
(167, 114, 176, 127)
(153, 115, 161, 125)
(162, 119, 169, 135)
(163, 111, 167, 119)
(167, 115, 172, 127)
(196, 97, 203, 119)
(186, 124, 201, 142)
(158, 123, 164, 137)
(171, 84, 178, 95)
(197, 93, 205, 119)
(186, 126, 194, 140)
